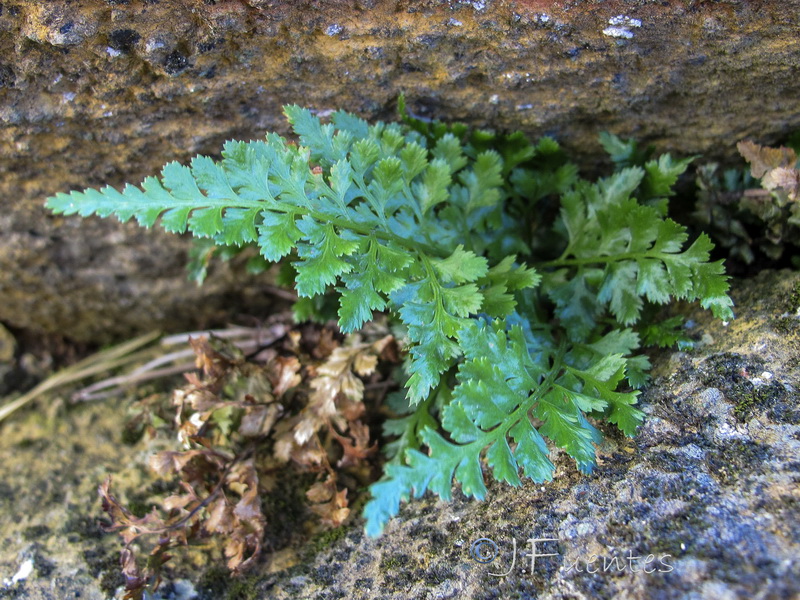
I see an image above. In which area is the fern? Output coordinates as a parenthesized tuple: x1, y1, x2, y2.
(46, 104, 733, 538)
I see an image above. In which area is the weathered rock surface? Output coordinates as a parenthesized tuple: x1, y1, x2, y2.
(2, 0, 799, 342)
(1, 270, 797, 599)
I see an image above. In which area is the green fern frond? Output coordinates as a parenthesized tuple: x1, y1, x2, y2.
(46, 102, 733, 539)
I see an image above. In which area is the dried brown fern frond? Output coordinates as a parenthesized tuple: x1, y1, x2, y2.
(100, 321, 398, 598)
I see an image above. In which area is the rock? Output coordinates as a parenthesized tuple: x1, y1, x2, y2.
(0, 270, 797, 598)
(1, 0, 799, 342)
(0, 323, 16, 396)
(0, 323, 15, 363)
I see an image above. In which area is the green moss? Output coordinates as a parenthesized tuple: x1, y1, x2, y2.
(773, 278, 800, 325)
(22, 524, 50, 541)
(380, 553, 410, 571)
(197, 566, 262, 600)
(14, 438, 41, 450)
(634, 503, 711, 558)
(307, 525, 347, 555)
(120, 421, 145, 445)
(706, 440, 771, 485)
(62, 512, 103, 540)
(380, 557, 401, 570)
(260, 473, 314, 548)
(773, 282, 800, 334)
(83, 549, 125, 596)
(225, 576, 261, 600)
(733, 391, 757, 421)
(787, 282, 800, 313)
(197, 566, 230, 599)
(700, 353, 788, 423)
(423, 564, 456, 585)
(772, 316, 799, 335)
(125, 499, 152, 519)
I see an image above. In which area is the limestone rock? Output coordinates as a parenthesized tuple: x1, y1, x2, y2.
(1, 0, 799, 342)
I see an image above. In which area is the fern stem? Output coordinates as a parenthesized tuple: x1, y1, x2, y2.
(448, 342, 566, 459)
(495, 342, 565, 439)
(407, 387, 438, 451)
(540, 251, 648, 269)
(294, 206, 446, 259)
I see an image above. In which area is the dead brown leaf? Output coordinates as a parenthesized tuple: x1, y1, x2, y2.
(268, 356, 302, 398)
(330, 420, 377, 469)
(738, 140, 799, 202)
(306, 474, 350, 528)
(738, 140, 797, 178)
(102, 323, 396, 594)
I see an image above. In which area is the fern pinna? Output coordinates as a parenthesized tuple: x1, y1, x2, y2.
(46, 104, 733, 537)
